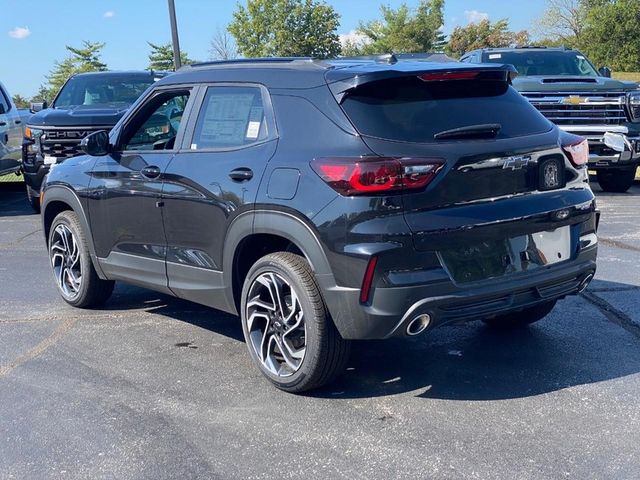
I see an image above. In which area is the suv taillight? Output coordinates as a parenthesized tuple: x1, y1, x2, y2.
(562, 136, 589, 167)
(310, 157, 444, 196)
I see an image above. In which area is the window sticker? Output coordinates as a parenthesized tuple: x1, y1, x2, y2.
(489, 53, 502, 59)
(246, 121, 261, 139)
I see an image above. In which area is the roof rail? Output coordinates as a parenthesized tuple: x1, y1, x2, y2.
(184, 57, 317, 69)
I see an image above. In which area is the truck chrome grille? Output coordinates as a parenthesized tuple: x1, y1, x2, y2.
(521, 92, 628, 126)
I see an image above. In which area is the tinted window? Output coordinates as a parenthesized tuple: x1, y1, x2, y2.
(341, 76, 552, 143)
(191, 86, 268, 150)
(121, 91, 190, 151)
(482, 51, 599, 77)
(54, 74, 158, 108)
(0, 87, 10, 113)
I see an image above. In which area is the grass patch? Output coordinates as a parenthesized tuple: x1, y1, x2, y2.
(0, 172, 23, 183)
(613, 72, 640, 82)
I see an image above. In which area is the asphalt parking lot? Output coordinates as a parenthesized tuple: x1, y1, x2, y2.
(1, 181, 639, 480)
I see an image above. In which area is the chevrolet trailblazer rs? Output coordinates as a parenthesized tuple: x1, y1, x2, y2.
(40, 57, 598, 392)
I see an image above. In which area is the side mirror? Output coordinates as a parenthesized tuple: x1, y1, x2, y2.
(599, 66, 612, 78)
(0, 103, 5, 115)
(30, 101, 47, 113)
(80, 130, 111, 156)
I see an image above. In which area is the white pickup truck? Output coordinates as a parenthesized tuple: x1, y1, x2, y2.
(0, 81, 25, 176)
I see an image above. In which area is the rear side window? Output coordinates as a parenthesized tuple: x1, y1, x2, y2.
(190, 86, 268, 150)
(341, 76, 552, 143)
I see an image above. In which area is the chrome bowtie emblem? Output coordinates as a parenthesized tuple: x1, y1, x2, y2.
(503, 155, 531, 171)
(543, 161, 560, 189)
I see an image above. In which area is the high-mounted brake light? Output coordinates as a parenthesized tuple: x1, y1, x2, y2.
(562, 136, 589, 167)
(310, 157, 444, 196)
(418, 71, 480, 82)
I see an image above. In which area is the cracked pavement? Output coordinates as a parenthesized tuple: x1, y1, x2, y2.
(0, 182, 639, 479)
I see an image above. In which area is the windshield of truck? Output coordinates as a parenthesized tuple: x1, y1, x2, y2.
(481, 51, 599, 77)
(53, 74, 157, 108)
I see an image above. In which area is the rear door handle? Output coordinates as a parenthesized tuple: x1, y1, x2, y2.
(141, 165, 161, 179)
(0, 122, 6, 127)
(14, 120, 21, 125)
(229, 167, 253, 182)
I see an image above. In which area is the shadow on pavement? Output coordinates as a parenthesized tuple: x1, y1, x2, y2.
(0, 182, 35, 217)
(105, 279, 639, 402)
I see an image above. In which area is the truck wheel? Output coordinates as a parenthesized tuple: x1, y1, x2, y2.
(596, 167, 636, 193)
(26, 184, 41, 213)
(241, 252, 351, 393)
(48, 211, 115, 308)
(482, 300, 557, 329)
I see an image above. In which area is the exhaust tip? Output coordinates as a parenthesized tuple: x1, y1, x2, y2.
(578, 273, 594, 293)
(406, 314, 432, 336)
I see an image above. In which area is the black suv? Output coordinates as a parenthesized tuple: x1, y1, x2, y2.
(41, 57, 598, 392)
(23, 70, 164, 211)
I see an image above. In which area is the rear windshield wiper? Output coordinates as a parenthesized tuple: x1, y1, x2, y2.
(433, 123, 501, 140)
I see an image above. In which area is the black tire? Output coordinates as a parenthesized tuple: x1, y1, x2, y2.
(596, 167, 636, 193)
(240, 252, 351, 393)
(48, 211, 114, 308)
(482, 300, 557, 329)
(26, 184, 41, 213)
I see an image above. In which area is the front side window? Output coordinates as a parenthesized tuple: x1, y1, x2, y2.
(121, 90, 190, 151)
(190, 86, 268, 150)
(0, 88, 10, 113)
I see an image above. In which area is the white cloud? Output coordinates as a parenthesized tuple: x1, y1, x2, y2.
(103, 10, 115, 18)
(464, 10, 489, 24)
(339, 30, 371, 49)
(8, 26, 31, 39)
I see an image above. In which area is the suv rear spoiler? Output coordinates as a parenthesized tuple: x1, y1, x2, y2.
(326, 64, 518, 103)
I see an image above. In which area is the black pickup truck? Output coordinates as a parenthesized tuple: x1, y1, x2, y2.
(22, 70, 164, 211)
(462, 47, 640, 192)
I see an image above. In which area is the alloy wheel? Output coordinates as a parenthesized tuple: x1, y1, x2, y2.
(245, 272, 306, 377)
(50, 224, 82, 299)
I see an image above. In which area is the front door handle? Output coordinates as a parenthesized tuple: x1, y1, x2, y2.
(229, 167, 253, 182)
(0, 122, 6, 127)
(14, 120, 21, 125)
(141, 165, 161, 179)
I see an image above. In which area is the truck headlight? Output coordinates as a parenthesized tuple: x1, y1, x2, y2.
(24, 126, 43, 140)
(628, 91, 640, 122)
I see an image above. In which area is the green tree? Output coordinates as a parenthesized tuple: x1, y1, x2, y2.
(355, 0, 445, 55)
(447, 19, 529, 58)
(11, 94, 29, 109)
(229, 0, 341, 58)
(533, 0, 587, 46)
(31, 85, 53, 105)
(580, 0, 640, 71)
(46, 41, 108, 98)
(147, 42, 192, 71)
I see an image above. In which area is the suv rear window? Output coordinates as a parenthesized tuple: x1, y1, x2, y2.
(341, 76, 552, 143)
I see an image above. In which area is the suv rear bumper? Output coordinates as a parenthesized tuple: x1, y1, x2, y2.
(319, 242, 597, 340)
(559, 125, 640, 169)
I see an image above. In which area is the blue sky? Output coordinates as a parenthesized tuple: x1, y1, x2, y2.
(1, 0, 546, 98)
